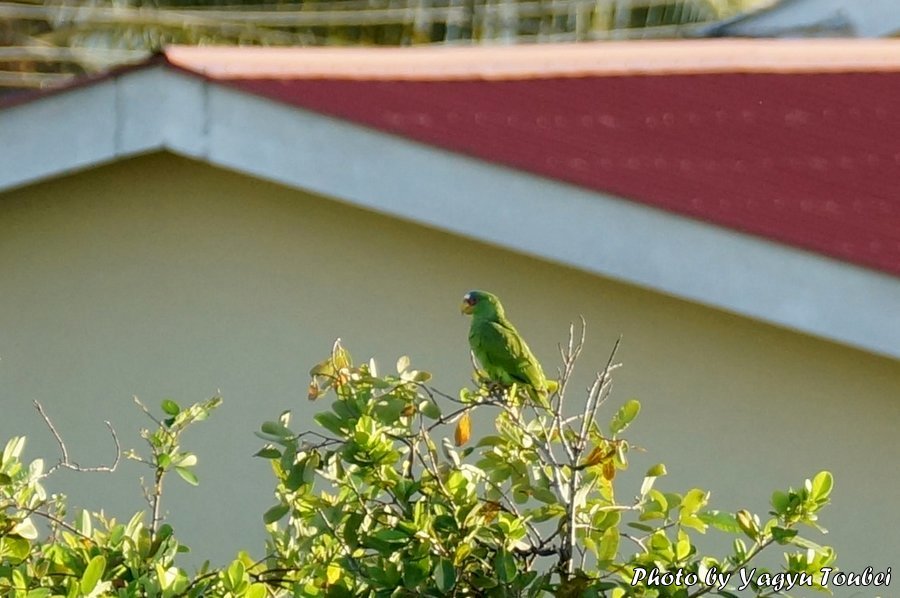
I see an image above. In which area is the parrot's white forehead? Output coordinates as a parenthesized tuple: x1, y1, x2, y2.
(463, 292, 471, 300)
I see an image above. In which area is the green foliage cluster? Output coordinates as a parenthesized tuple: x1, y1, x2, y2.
(0, 336, 835, 596)
(0, 398, 226, 598)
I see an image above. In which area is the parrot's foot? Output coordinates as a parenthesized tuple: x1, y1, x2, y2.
(486, 381, 507, 400)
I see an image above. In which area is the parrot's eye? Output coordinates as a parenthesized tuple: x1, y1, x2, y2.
(465, 296, 477, 306)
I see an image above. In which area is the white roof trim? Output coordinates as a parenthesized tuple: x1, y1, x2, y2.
(2, 66, 899, 360)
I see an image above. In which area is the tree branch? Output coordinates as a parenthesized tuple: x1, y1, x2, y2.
(33, 400, 121, 476)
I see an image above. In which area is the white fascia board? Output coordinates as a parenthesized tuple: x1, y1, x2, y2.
(2, 68, 899, 360)
(116, 66, 207, 159)
(0, 66, 205, 191)
(0, 82, 120, 189)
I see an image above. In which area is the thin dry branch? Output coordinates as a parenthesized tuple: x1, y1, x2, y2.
(33, 400, 121, 476)
(576, 336, 622, 455)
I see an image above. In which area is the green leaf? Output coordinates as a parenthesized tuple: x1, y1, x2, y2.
(529, 574, 553, 598)
(609, 399, 641, 436)
(771, 490, 789, 514)
(396, 355, 410, 373)
(0, 536, 31, 562)
(263, 503, 290, 524)
(434, 558, 456, 592)
(810, 471, 833, 502)
(3, 436, 25, 463)
(771, 526, 798, 544)
(699, 511, 741, 534)
(421, 401, 442, 420)
(645, 463, 667, 477)
(161, 399, 181, 416)
(284, 463, 308, 491)
(224, 560, 246, 592)
(79, 510, 92, 536)
(402, 558, 429, 588)
(531, 504, 566, 522)
(532, 486, 557, 504)
(372, 397, 407, 425)
(173, 453, 196, 468)
(626, 522, 654, 532)
(245, 583, 268, 598)
(12, 569, 27, 594)
(260, 421, 294, 439)
(413, 370, 432, 383)
(254, 447, 281, 459)
(80, 555, 106, 595)
(494, 550, 517, 583)
(175, 466, 199, 486)
(736, 509, 759, 540)
(681, 488, 709, 513)
(674, 530, 691, 561)
(475, 435, 504, 447)
(597, 525, 619, 563)
(680, 515, 707, 533)
(314, 412, 347, 436)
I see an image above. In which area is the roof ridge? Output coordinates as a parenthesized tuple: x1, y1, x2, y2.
(164, 39, 900, 81)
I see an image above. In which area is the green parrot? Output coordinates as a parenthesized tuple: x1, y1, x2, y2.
(460, 290, 557, 404)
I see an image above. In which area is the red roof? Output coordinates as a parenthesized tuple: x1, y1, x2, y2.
(164, 41, 900, 277)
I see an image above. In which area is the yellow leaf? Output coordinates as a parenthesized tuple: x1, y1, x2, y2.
(326, 562, 341, 586)
(583, 444, 606, 467)
(455, 412, 472, 446)
(480, 500, 501, 523)
(602, 459, 616, 481)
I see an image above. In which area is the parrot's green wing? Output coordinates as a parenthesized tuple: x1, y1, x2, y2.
(469, 319, 548, 391)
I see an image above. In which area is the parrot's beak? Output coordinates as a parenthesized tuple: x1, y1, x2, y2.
(461, 301, 474, 315)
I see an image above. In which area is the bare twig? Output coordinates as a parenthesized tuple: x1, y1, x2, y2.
(33, 400, 121, 476)
(150, 467, 164, 537)
(28, 507, 93, 542)
(419, 383, 462, 405)
(425, 401, 476, 432)
(576, 337, 622, 455)
(552, 317, 586, 463)
(556, 316, 586, 401)
(133, 395, 165, 428)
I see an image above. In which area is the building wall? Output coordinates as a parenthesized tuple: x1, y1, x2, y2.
(1, 152, 897, 573)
